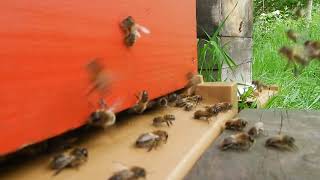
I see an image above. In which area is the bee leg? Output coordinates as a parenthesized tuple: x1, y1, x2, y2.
(166, 121, 171, 127)
(147, 141, 156, 152)
(169, 120, 173, 125)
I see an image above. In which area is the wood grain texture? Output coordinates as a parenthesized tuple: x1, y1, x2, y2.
(0, 83, 237, 180)
(185, 109, 320, 180)
(0, 0, 197, 155)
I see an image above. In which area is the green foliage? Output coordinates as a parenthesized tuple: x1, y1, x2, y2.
(238, 87, 258, 111)
(198, 3, 237, 82)
(253, 9, 320, 110)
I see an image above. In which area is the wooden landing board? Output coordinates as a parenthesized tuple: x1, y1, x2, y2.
(253, 86, 279, 108)
(0, 83, 237, 180)
(185, 109, 320, 180)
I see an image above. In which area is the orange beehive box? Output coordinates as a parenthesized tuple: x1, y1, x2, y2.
(0, 0, 197, 156)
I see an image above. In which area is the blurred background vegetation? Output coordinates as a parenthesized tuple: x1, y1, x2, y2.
(253, 0, 320, 110)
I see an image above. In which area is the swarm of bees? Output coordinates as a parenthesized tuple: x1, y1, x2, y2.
(120, 16, 150, 47)
(279, 29, 320, 75)
(109, 166, 146, 180)
(50, 147, 88, 175)
(135, 130, 168, 152)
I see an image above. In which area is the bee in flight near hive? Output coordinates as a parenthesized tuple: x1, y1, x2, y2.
(220, 132, 255, 151)
(130, 90, 149, 114)
(50, 147, 88, 175)
(248, 122, 265, 138)
(86, 59, 110, 97)
(153, 114, 175, 127)
(120, 16, 150, 47)
(265, 134, 298, 151)
(109, 166, 146, 180)
(225, 118, 248, 131)
(135, 130, 168, 152)
(88, 98, 121, 128)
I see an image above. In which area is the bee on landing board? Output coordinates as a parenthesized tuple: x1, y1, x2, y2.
(109, 166, 146, 180)
(194, 109, 215, 123)
(248, 122, 265, 138)
(265, 135, 298, 151)
(130, 90, 149, 114)
(220, 132, 255, 151)
(225, 118, 248, 131)
(135, 130, 168, 152)
(120, 16, 150, 47)
(88, 98, 120, 128)
(50, 147, 88, 175)
(152, 114, 175, 127)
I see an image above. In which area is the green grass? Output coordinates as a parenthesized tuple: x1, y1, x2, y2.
(253, 12, 320, 110)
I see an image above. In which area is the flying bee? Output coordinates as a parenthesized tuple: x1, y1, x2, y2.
(120, 16, 150, 47)
(86, 59, 110, 97)
(220, 132, 255, 151)
(304, 40, 320, 59)
(225, 118, 248, 131)
(194, 109, 214, 123)
(248, 122, 264, 138)
(286, 29, 300, 43)
(130, 90, 149, 114)
(152, 114, 175, 127)
(252, 80, 268, 92)
(50, 147, 88, 175)
(135, 130, 168, 151)
(109, 166, 146, 180)
(88, 98, 119, 128)
(265, 135, 298, 151)
(293, 7, 305, 18)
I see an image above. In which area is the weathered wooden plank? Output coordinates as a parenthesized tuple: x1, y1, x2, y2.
(220, 0, 253, 37)
(185, 109, 320, 180)
(221, 37, 253, 66)
(221, 61, 252, 84)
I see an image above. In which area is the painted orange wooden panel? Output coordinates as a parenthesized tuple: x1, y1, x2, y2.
(0, 0, 197, 155)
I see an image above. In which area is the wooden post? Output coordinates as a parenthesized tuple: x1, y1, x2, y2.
(197, 0, 253, 84)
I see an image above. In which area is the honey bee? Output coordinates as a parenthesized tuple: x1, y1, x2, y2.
(167, 93, 179, 103)
(153, 114, 175, 127)
(50, 147, 88, 175)
(175, 98, 187, 108)
(248, 122, 264, 138)
(184, 102, 195, 111)
(135, 130, 168, 151)
(86, 59, 110, 97)
(206, 102, 232, 114)
(88, 99, 117, 128)
(286, 29, 300, 43)
(220, 132, 255, 151)
(109, 166, 146, 180)
(279, 46, 310, 66)
(194, 109, 214, 123)
(185, 72, 201, 96)
(130, 90, 149, 114)
(293, 7, 305, 18)
(304, 40, 320, 59)
(120, 16, 150, 47)
(157, 97, 168, 107)
(265, 135, 298, 151)
(225, 118, 248, 131)
(252, 80, 268, 92)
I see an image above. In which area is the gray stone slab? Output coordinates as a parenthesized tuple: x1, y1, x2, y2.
(185, 109, 320, 180)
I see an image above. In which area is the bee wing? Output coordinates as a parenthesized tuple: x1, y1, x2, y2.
(136, 24, 151, 34)
(107, 98, 124, 112)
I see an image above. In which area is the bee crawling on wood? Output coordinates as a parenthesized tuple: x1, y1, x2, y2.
(152, 114, 175, 127)
(120, 16, 150, 47)
(175, 98, 188, 108)
(225, 118, 248, 131)
(194, 109, 215, 123)
(109, 166, 146, 180)
(184, 102, 195, 111)
(248, 122, 265, 138)
(265, 135, 298, 151)
(50, 147, 88, 175)
(220, 132, 255, 151)
(130, 90, 149, 114)
(205, 102, 233, 115)
(88, 98, 118, 128)
(135, 130, 168, 151)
